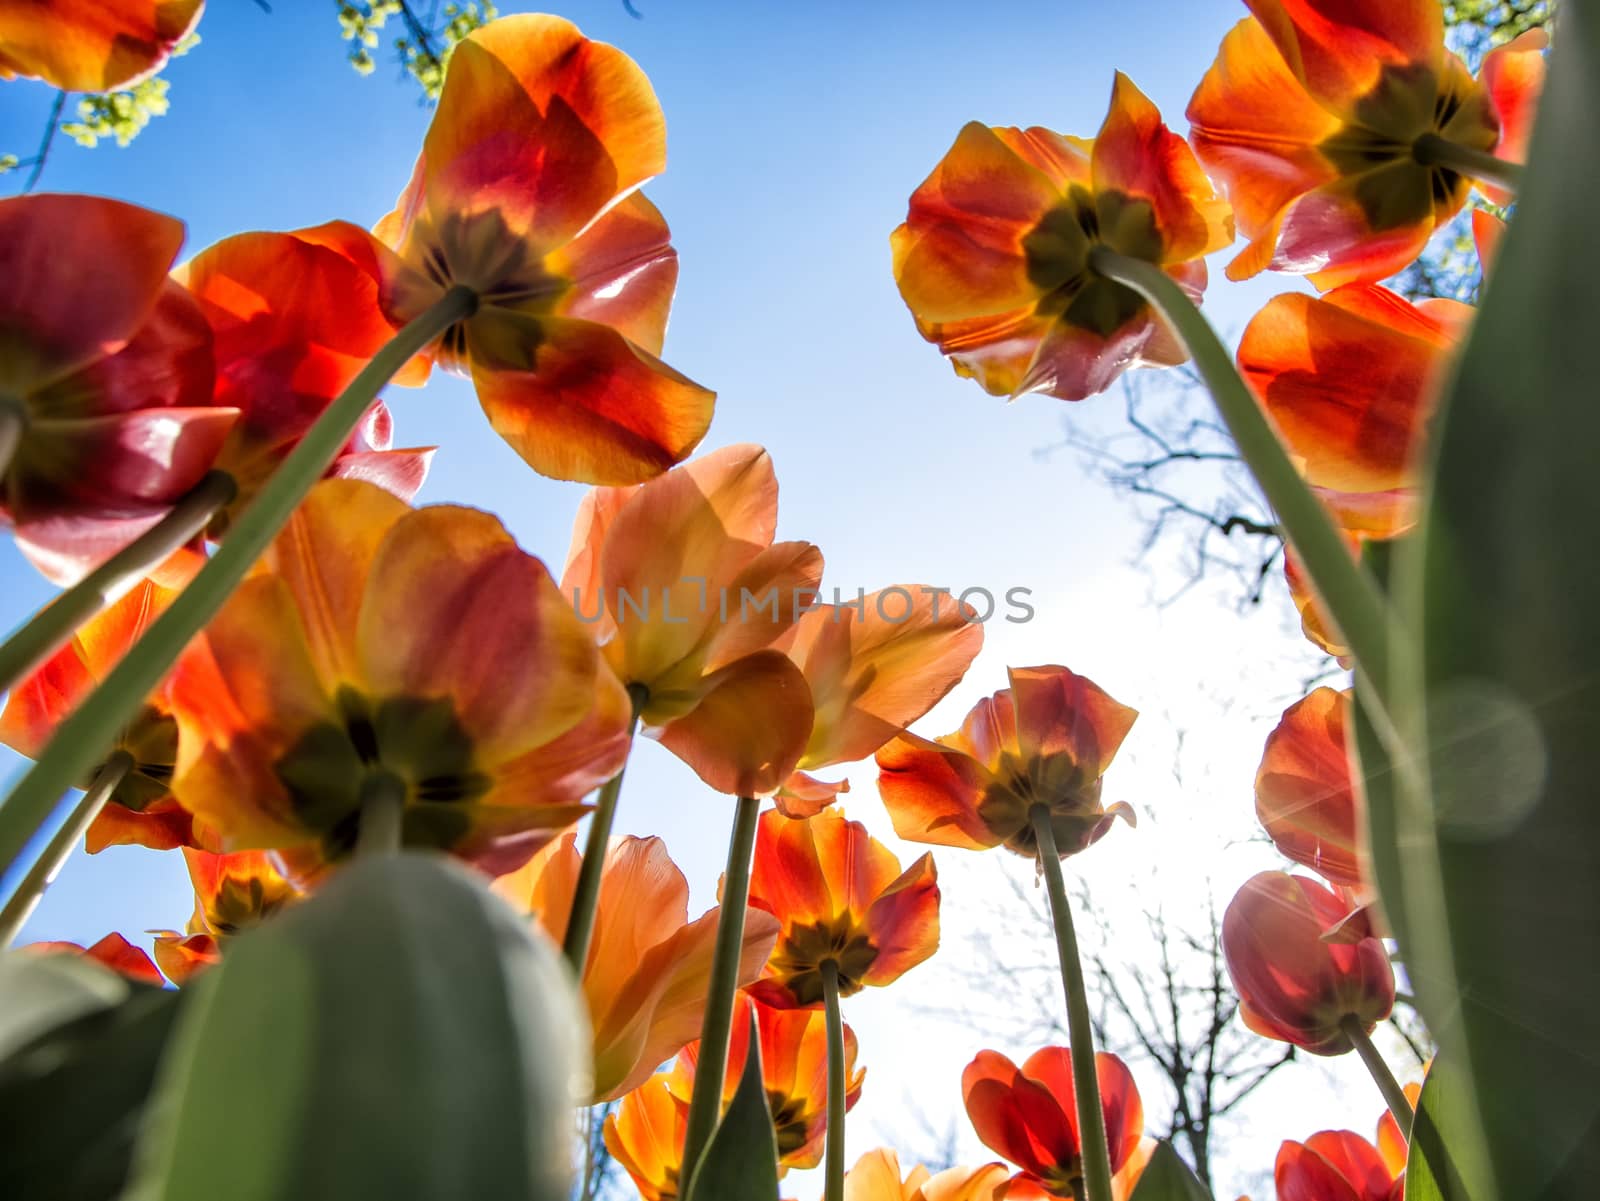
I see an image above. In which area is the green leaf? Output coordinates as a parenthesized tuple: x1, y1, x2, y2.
(1125, 1140, 1214, 1201)
(0, 951, 132, 1060)
(1404, 1059, 1496, 1201)
(120, 852, 589, 1201)
(1380, 10, 1600, 1197)
(0, 965, 180, 1201)
(685, 1008, 779, 1201)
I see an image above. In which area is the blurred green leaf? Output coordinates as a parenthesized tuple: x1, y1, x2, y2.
(0, 952, 131, 1060)
(685, 1008, 779, 1201)
(1126, 1140, 1214, 1201)
(121, 852, 589, 1201)
(1383, 7, 1600, 1197)
(1404, 1059, 1497, 1201)
(0, 975, 181, 1201)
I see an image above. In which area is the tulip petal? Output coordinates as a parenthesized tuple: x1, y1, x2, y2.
(468, 313, 713, 486)
(0, 0, 202, 91)
(151, 932, 219, 985)
(419, 13, 665, 251)
(789, 586, 984, 770)
(653, 650, 814, 796)
(1257, 688, 1362, 887)
(1477, 30, 1549, 205)
(1091, 73, 1232, 263)
(548, 191, 679, 354)
(875, 731, 1004, 851)
(860, 851, 940, 988)
(1243, 0, 1443, 113)
(358, 502, 601, 761)
(962, 1050, 1075, 1179)
(1007, 665, 1139, 783)
(1187, 18, 1342, 245)
(892, 122, 1059, 325)
(85, 796, 197, 854)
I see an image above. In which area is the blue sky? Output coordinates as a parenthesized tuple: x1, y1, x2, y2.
(0, 2, 1415, 1195)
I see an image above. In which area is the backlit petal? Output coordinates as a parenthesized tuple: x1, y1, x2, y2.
(653, 649, 813, 796)
(875, 731, 1003, 851)
(1257, 688, 1362, 887)
(0, 0, 202, 92)
(1243, 1, 1442, 113)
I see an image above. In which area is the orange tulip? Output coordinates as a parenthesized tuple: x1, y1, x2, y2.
(0, 195, 235, 585)
(1257, 688, 1361, 889)
(1222, 871, 1394, 1055)
(1187, 2, 1546, 288)
(0, 552, 205, 853)
(1274, 1129, 1402, 1201)
(491, 831, 779, 1102)
(892, 73, 1231, 402)
(0, 0, 202, 92)
(663, 994, 863, 1171)
(603, 1075, 684, 1201)
(962, 1047, 1145, 1199)
(775, 587, 984, 816)
(29, 932, 165, 987)
(151, 848, 300, 984)
(561, 443, 820, 796)
(746, 808, 939, 1009)
(876, 665, 1137, 860)
(843, 1149, 1012, 1201)
(165, 477, 629, 876)
(324, 13, 713, 485)
(176, 229, 437, 533)
(1239, 282, 1474, 538)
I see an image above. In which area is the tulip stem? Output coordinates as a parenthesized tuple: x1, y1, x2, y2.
(0, 470, 238, 698)
(0, 750, 134, 947)
(822, 958, 847, 1201)
(1412, 133, 1522, 194)
(1031, 804, 1116, 1201)
(0, 285, 478, 882)
(562, 687, 646, 972)
(681, 793, 761, 1192)
(1088, 247, 1395, 701)
(0, 395, 24, 482)
(355, 770, 407, 858)
(1341, 1015, 1414, 1136)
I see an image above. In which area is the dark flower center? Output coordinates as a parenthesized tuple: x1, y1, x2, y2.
(1023, 186, 1163, 337)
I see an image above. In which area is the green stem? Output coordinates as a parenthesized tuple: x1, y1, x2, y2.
(1089, 246, 1395, 694)
(0, 395, 23, 481)
(0, 470, 237, 697)
(561, 688, 646, 973)
(680, 793, 761, 1191)
(822, 958, 847, 1201)
(1342, 1015, 1414, 1136)
(0, 750, 134, 947)
(0, 285, 477, 881)
(1412, 132, 1522, 194)
(355, 770, 406, 858)
(1031, 804, 1115, 1201)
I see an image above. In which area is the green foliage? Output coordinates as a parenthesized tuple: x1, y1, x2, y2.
(62, 79, 173, 149)
(337, 1, 499, 100)
(683, 1009, 781, 1201)
(1126, 1141, 1215, 1201)
(0, 966, 183, 1201)
(121, 853, 589, 1201)
(1403, 1060, 1498, 1201)
(0, 155, 17, 175)
(1363, 8, 1600, 1197)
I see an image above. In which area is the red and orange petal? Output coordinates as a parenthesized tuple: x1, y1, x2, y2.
(603, 1076, 685, 1201)
(962, 1047, 1144, 1188)
(0, 0, 202, 93)
(747, 807, 941, 1006)
(1256, 688, 1361, 888)
(1091, 73, 1233, 264)
(876, 729, 1005, 851)
(30, 932, 165, 987)
(1375, 1081, 1422, 1177)
(786, 586, 984, 772)
(1476, 30, 1549, 206)
(405, 13, 665, 254)
(843, 1149, 1012, 1201)
(654, 649, 816, 798)
(1275, 1130, 1400, 1201)
(1243, 0, 1444, 116)
(177, 226, 433, 518)
(1222, 872, 1395, 1056)
(1239, 284, 1455, 501)
(0, 194, 188, 387)
(1006, 666, 1138, 784)
(182, 847, 299, 935)
(151, 932, 219, 985)
(464, 312, 713, 487)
